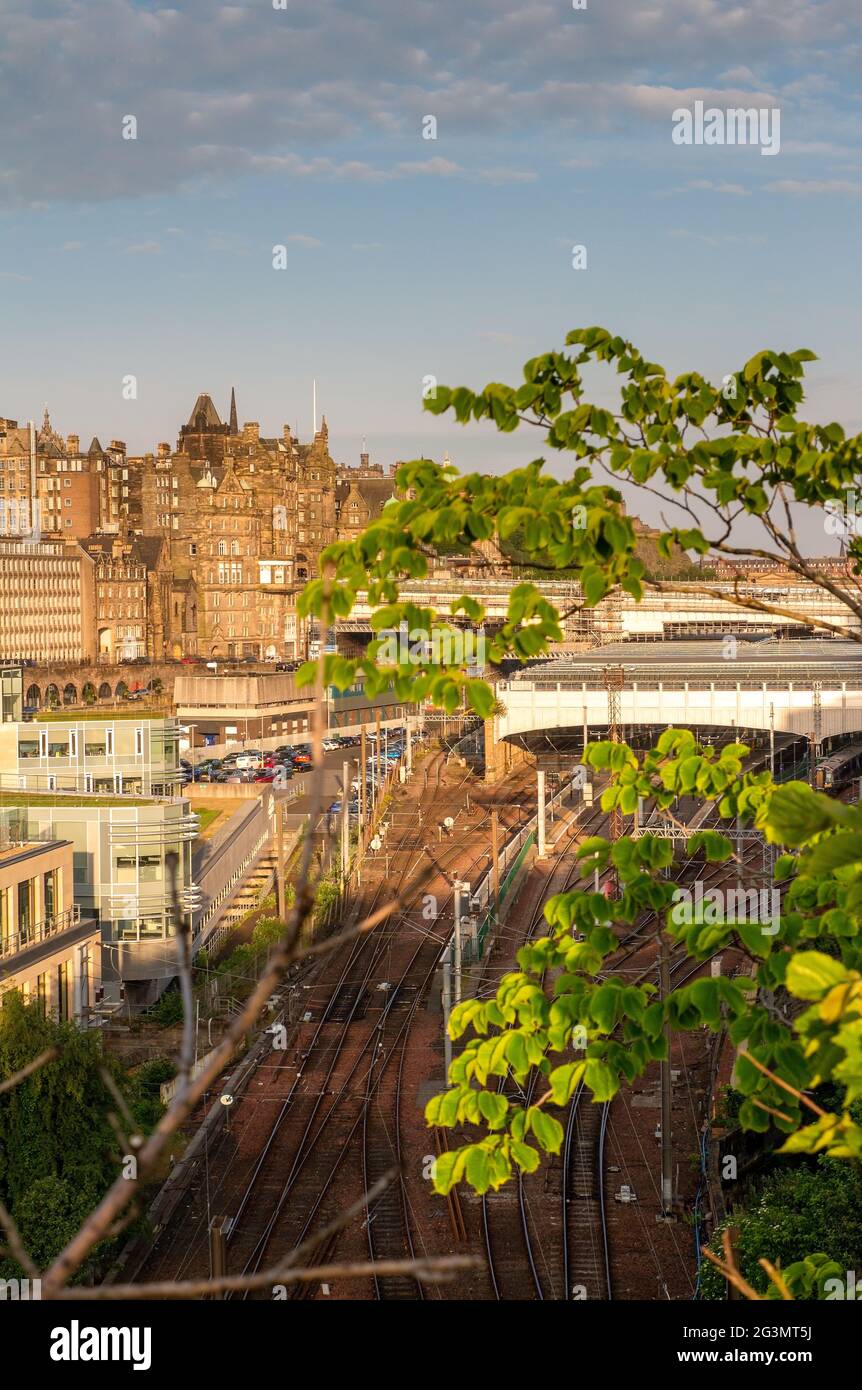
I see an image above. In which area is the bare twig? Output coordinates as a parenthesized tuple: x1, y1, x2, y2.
(52, 1253, 481, 1301)
(759, 1257, 794, 1300)
(167, 848, 195, 1102)
(38, 576, 350, 1298)
(700, 1230, 764, 1300)
(0, 1046, 57, 1095)
(741, 1053, 827, 1118)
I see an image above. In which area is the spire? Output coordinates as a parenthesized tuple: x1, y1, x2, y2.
(229, 387, 238, 435)
(42, 403, 51, 436)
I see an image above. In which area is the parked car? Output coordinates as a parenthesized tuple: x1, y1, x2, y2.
(322, 738, 340, 752)
(292, 752, 312, 766)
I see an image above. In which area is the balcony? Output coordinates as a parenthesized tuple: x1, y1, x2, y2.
(0, 905, 81, 962)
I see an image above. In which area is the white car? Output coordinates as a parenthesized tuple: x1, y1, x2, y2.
(322, 738, 340, 752)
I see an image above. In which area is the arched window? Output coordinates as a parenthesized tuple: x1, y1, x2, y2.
(230, 540, 239, 555)
(217, 540, 226, 556)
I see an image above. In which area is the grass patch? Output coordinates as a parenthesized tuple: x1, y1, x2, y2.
(194, 807, 222, 835)
(0, 793, 157, 808)
(35, 709, 168, 722)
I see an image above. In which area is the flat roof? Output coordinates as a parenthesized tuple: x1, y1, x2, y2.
(0, 838, 71, 869)
(510, 638, 862, 683)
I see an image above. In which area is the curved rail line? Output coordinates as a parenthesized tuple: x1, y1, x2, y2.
(218, 765, 541, 1296)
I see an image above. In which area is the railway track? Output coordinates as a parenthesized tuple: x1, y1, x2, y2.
(562, 1088, 612, 1301)
(479, 772, 770, 1303)
(227, 773, 537, 1296)
(481, 800, 610, 1301)
(132, 751, 539, 1296)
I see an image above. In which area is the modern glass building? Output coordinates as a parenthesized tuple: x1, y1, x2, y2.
(0, 715, 200, 1008)
(0, 713, 185, 797)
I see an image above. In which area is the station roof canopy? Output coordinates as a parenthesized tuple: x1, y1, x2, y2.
(508, 638, 862, 686)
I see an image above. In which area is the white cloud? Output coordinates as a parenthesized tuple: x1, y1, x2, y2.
(393, 157, 462, 177)
(669, 228, 767, 247)
(765, 179, 862, 195)
(683, 179, 749, 196)
(0, 0, 856, 208)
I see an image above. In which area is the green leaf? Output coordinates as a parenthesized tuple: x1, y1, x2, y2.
(511, 1141, 541, 1173)
(584, 1058, 618, 1102)
(527, 1107, 564, 1155)
(548, 1061, 585, 1105)
(804, 832, 862, 874)
(785, 951, 851, 1001)
(477, 1090, 509, 1129)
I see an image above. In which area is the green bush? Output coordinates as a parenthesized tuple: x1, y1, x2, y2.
(128, 1056, 177, 1131)
(147, 990, 184, 1027)
(701, 1157, 862, 1299)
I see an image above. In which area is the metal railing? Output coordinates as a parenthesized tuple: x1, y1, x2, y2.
(0, 904, 82, 960)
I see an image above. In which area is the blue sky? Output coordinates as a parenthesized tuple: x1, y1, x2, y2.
(2, 0, 861, 522)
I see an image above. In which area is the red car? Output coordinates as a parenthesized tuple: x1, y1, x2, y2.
(254, 769, 278, 782)
(292, 752, 312, 766)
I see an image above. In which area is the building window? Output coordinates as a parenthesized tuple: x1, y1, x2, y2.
(44, 870, 57, 922)
(18, 879, 33, 941)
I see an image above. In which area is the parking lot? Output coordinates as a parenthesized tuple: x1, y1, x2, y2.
(182, 733, 417, 833)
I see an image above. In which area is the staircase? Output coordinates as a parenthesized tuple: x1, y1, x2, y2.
(208, 852, 276, 946)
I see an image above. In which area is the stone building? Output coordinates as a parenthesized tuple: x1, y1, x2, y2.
(136, 392, 346, 660)
(84, 535, 148, 662)
(3, 394, 397, 663)
(0, 411, 135, 543)
(335, 458, 398, 540)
